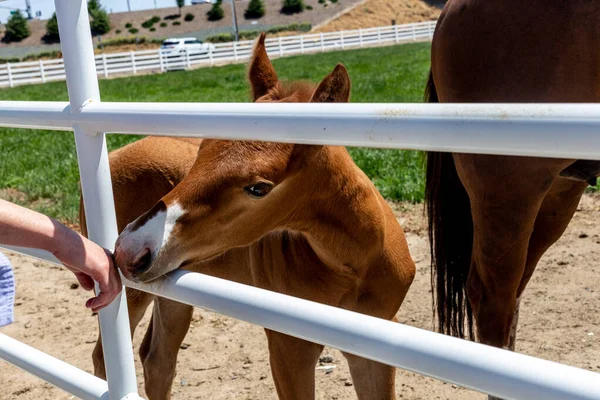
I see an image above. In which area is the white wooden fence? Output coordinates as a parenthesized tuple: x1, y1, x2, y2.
(0, 21, 436, 88)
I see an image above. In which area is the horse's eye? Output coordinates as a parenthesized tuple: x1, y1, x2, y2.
(244, 182, 273, 198)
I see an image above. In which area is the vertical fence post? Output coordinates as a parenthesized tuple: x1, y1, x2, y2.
(102, 54, 108, 78)
(395, 24, 400, 43)
(233, 42, 238, 62)
(185, 48, 191, 69)
(39, 60, 46, 84)
(278, 37, 284, 57)
(377, 26, 382, 44)
(320, 33, 325, 52)
(209, 46, 214, 66)
(412, 23, 417, 41)
(159, 49, 165, 72)
(341, 31, 345, 49)
(130, 51, 137, 74)
(7, 63, 13, 88)
(429, 21, 435, 39)
(359, 29, 363, 47)
(54, 1, 139, 399)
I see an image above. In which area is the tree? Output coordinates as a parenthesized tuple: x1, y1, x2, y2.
(4, 10, 30, 42)
(44, 12, 60, 43)
(245, 0, 265, 19)
(88, 0, 111, 35)
(207, 0, 224, 21)
(176, 0, 185, 16)
(281, 0, 304, 14)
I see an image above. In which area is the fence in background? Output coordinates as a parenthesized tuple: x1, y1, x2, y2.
(0, 21, 436, 88)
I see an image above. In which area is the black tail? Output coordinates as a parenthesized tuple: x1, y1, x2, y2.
(424, 70, 475, 340)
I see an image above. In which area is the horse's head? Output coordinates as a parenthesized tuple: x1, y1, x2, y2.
(114, 33, 351, 282)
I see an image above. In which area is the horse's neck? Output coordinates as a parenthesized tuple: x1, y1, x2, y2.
(285, 147, 390, 275)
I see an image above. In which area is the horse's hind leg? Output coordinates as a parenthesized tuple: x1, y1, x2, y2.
(342, 344, 396, 400)
(92, 287, 154, 379)
(506, 178, 587, 352)
(140, 297, 193, 400)
(454, 155, 571, 349)
(265, 330, 324, 400)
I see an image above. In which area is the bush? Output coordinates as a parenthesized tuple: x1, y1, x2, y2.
(318, 0, 325, 3)
(149, 27, 156, 32)
(160, 22, 167, 27)
(204, 23, 311, 43)
(125, 22, 132, 28)
(306, 5, 313, 9)
(173, 21, 181, 26)
(96, 36, 162, 49)
(281, 0, 304, 14)
(245, 0, 265, 19)
(330, 0, 338, 3)
(150, 16, 161, 23)
(128, 28, 139, 34)
(184, 13, 195, 21)
(4, 10, 30, 42)
(44, 12, 60, 43)
(116, 29, 121, 34)
(207, 0, 224, 21)
(141, 20, 154, 29)
(88, 0, 111, 35)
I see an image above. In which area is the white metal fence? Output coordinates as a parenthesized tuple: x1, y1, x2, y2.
(1, 1, 600, 400)
(0, 21, 436, 88)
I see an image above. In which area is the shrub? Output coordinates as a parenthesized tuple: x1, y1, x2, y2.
(116, 29, 121, 34)
(184, 13, 195, 21)
(306, 5, 313, 9)
(281, 0, 304, 13)
(125, 22, 132, 28)
(330, 0, 338, 3)
(88, 0, 111, 35)
(204, 23, 311, 42)
(141, 20, 154, 29)
(4, 10, 30, 42)
(207, 0, 224, 21)
(173, 21, 181, 26)
(128, 28, 139, 34)
(318, 0, 325, 3)
(44, 12, 60, 43)
(245, 0, 265, 19)
(150, 16, 161, 23)
(160, 22, 167, 27)
(149, 27, 156, 32)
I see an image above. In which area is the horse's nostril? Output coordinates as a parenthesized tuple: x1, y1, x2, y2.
(130, 248, 152, 275)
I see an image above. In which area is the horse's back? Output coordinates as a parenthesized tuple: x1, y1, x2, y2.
(432, 0, 600, 102)
(80, 137, 200, 235)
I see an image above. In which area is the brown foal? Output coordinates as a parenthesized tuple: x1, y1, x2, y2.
(426, 3, 599, 399)
(84, 34, 415, 400)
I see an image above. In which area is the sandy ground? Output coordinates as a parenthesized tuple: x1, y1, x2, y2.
(1, 194, 599, 400)
(314, 0, 443, 33)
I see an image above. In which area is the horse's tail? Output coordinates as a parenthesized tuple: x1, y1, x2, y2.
(424, 69, 475, 340)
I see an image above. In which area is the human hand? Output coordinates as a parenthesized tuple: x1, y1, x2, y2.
(53, 232, 122, 313)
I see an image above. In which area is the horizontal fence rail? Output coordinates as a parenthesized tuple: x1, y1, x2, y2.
(0, 21, 436, 88)
(3, 245, 600, 400)
(0, 101, 600, 160)
(0, 333, 109, 400)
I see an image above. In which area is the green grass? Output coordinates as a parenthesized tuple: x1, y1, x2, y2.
(0, 43, 431, 222)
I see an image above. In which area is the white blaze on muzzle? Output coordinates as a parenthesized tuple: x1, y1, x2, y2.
(119, 202, 186, 260)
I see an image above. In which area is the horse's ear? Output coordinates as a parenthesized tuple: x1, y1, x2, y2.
(310, 64, 351, 103)
(248, 33, 278, 101)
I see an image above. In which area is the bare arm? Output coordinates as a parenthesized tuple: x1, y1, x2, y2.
(0, 199, 121, 312)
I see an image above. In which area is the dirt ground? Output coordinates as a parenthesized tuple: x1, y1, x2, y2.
(314, 0, 443, 33)
(1, 194, 599, 400)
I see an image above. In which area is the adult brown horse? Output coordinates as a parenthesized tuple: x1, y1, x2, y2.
(425, 0, 600, 391)
(86, 34, 416, 400)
